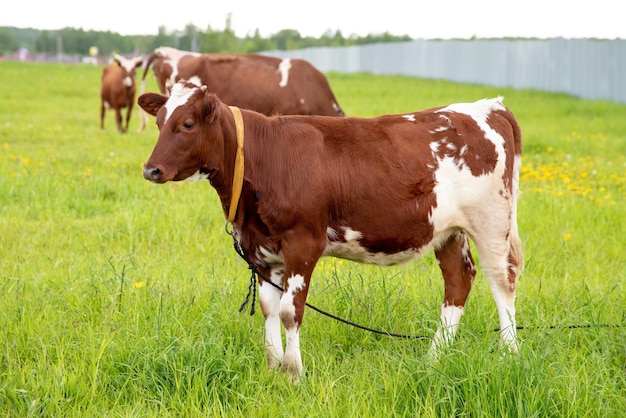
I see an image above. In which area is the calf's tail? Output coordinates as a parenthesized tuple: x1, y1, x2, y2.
(507, 109, 524, 277)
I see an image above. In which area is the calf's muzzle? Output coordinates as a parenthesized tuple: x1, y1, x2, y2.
(143, 165, 162, 182)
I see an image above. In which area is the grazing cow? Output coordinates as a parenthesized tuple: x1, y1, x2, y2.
(139, 81, 523, 384)
(100, 53, 143, 133)
(138, 47, 344, 131)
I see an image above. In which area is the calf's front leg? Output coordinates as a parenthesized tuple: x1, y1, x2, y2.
(277, 233, 321, 383)
(258, 266, 285, 369)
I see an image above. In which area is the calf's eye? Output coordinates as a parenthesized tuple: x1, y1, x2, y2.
(182, 121, 194, 130)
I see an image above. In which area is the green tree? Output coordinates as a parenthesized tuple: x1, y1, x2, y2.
(11, 23, 415, 58)
(148, 26, 176, 51)
(240, 29, 275, 53)
(271, 29, 302, 50)
(177, 24, 201, 52)
(33, 30, 56, 53)
(200, 14, 239, 53)
(0, 28, 19, 55)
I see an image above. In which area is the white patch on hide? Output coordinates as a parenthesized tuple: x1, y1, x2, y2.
(428, 97, 509, 236)
(281, 273, 305, 319)
(432, 304, 465, 350)
(154, 47, 201, 88)
(324, 226, 424, 266)
(278, 59, 291, 87)
(258, 246, 283, 264)
(184, 169, 209, 182)
(343, 227, 362, 242)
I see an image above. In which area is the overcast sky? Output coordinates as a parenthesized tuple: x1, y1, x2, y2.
(3, 1, 624, 40)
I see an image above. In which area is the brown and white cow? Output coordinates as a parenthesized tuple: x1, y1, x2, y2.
(138, 47, 344, 131)
(139, 81, 523, 383)
(100, 53, 143, 133)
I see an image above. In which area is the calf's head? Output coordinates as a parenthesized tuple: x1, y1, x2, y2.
(138, 82, 223, 183)
(112, 53, 143, 87)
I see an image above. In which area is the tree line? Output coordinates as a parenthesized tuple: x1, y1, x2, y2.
(0, 16, 412, 57)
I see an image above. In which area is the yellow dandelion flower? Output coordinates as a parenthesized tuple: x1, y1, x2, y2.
(563, 233, 571, 242)
(133, 281, 146, 289)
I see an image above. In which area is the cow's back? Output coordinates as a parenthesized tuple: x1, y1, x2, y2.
(197, 54, 343, 116)
(284, 59, 344, 116)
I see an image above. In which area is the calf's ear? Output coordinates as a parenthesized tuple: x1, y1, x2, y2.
(138, 93, 167, 116)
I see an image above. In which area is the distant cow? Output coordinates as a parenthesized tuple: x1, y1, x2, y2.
(138, 47, 344, 131)
(100, 53, 143, 133)
(139, 81, 523, 384)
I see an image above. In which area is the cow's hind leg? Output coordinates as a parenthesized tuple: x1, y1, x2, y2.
(431, 231, 477, 356)
(473, 228, 521, 352)
(124, 102, 133, 133)
(100, 102, 106, 130)
(258, 266, 285, 369)
(115, 108, 124, 133)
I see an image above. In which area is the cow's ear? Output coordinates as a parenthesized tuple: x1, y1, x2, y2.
(112, 52, 123, 66)
(138, 93, 167, 116)
(202, 92, 221, 123)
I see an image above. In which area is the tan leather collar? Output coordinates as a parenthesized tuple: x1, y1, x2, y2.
(227, 106, 245, 223)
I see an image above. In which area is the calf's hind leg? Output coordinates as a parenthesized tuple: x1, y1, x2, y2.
(472, 230, 520, 352)
(431, 231, 477, 354)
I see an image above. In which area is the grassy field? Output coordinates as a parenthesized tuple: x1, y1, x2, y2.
(0, 61, 625, 417)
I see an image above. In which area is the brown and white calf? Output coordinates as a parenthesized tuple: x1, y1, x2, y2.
(139, 81, 523, 383)
(138, 47, 344, 131)
(100, 53, 143, 133)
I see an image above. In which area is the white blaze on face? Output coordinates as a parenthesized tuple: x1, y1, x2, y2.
(164, 83, 197, 124)
(278, 59, 291, 87)
(117, 56, 139, 73)
(114, 55, 141, 86)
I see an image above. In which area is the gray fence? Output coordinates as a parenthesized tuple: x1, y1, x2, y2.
(265, 38, 626, 104)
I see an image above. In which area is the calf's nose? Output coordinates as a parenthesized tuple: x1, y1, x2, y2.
(143, 165, 162, 182)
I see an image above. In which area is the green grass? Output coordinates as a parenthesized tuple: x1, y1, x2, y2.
(1, 61, 625, 417)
